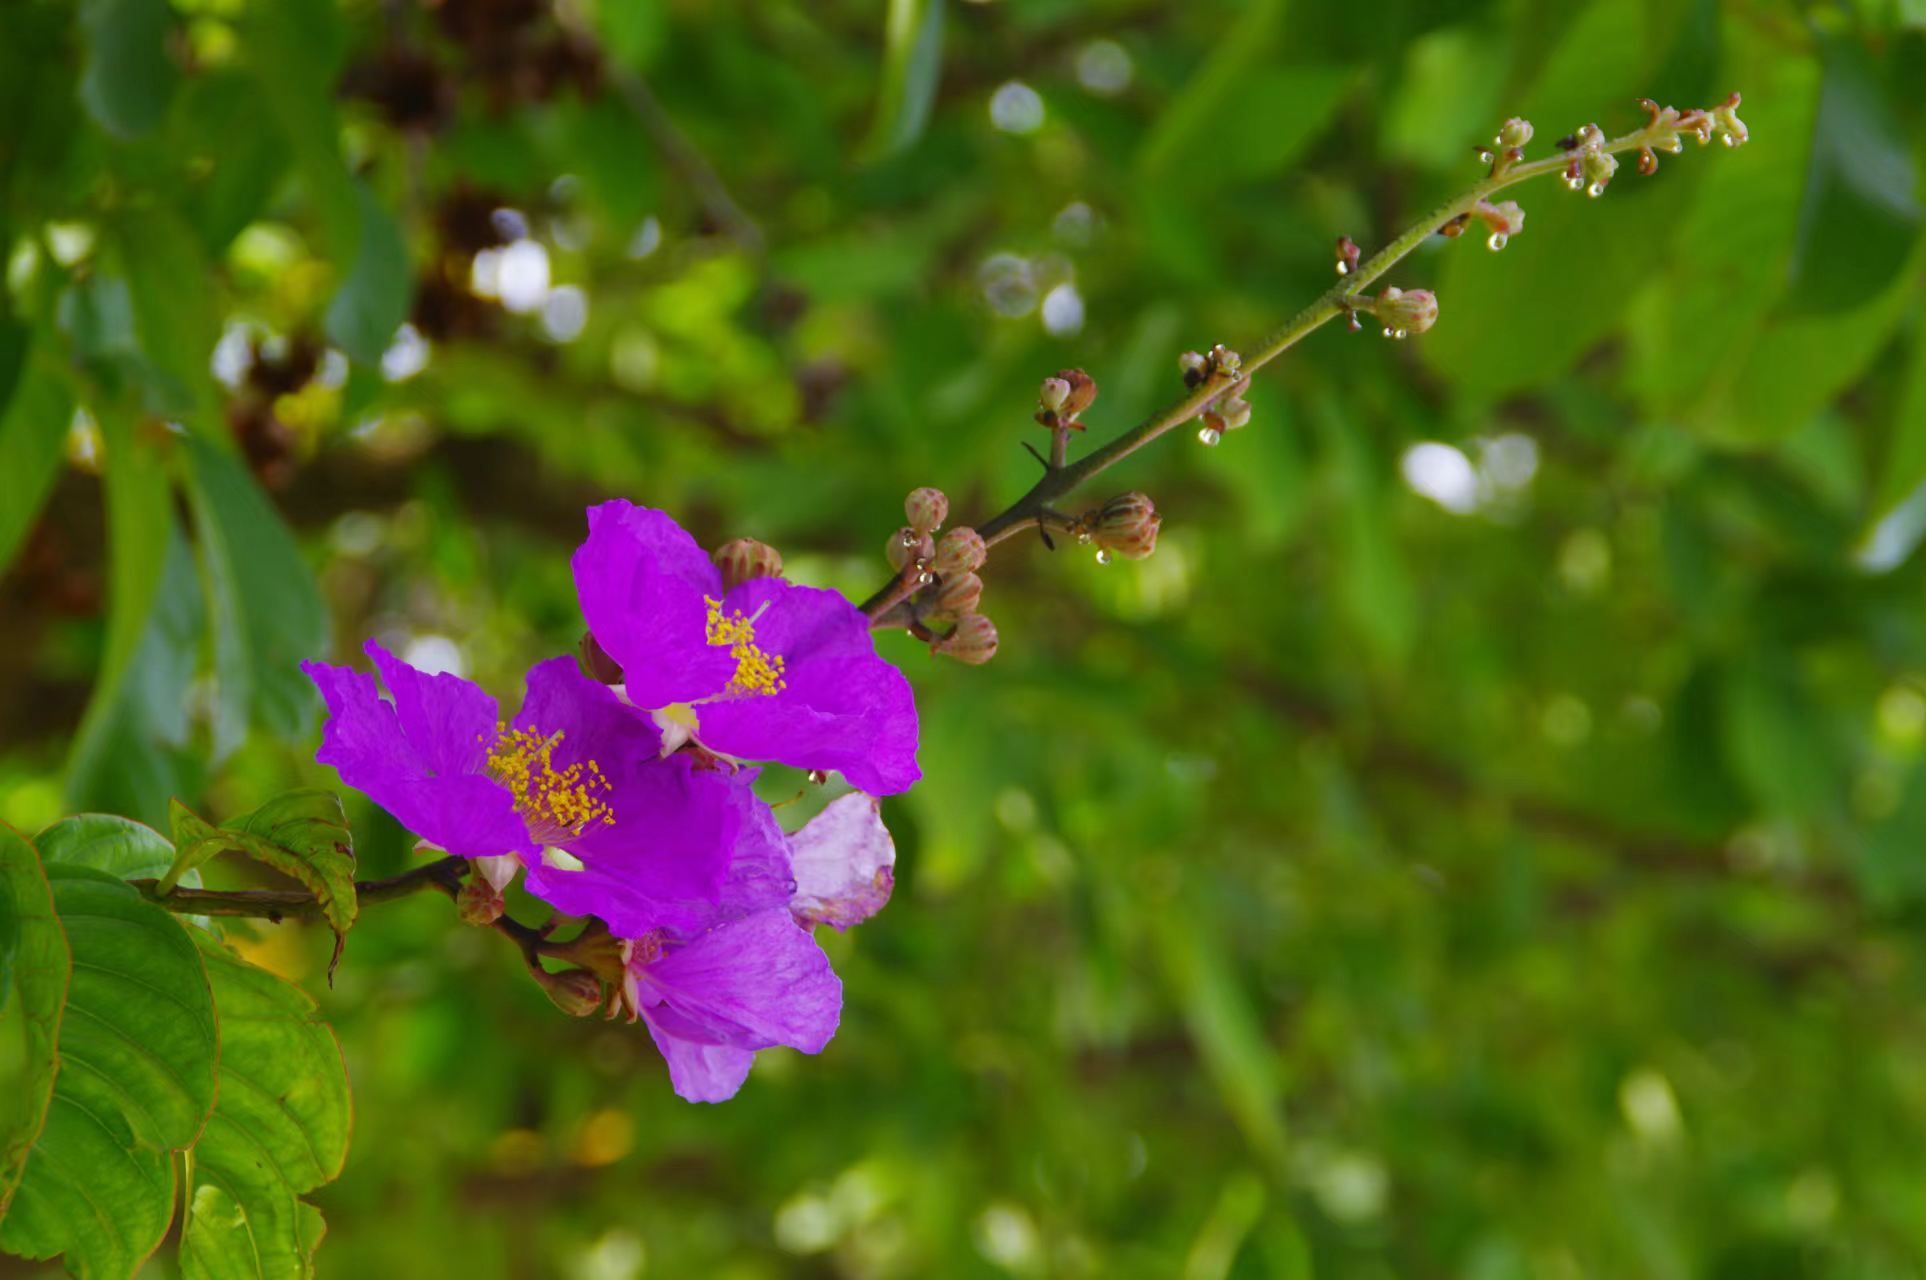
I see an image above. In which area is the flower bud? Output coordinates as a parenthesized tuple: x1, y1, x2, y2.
(887, 527, 934, 572)
(928, 571, 982, 621)
(1474, 199, 1525, 236)
(1179, 350, 1209, 386)
(713, 537, 783, 592)
(1092, 492, 1160, 561)
(1050, 368, 1097, 418)
(1372, 286, 1438, 338)
(1218, 398, 1252, 431)
(457, 875, 505, 926)
(933, 526, 987, 576)
(1581, 148, 1618, 195)
(578, 631, 623, 684)
(535, 967, 605, 1018)
(904, 487, 948, 534)
(934, 613, 998, 665)
(1497, 116, 1533, 149)
(1038, 377, 1072, 412)
(1712, 91, 1747, 147)
(1334, 236, 1361, 277)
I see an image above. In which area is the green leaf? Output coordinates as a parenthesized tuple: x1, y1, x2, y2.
(35, 814, 197, 888)
(0, 825, 68, 1219)
(323, 184, 411, 366)
(1, 866, 218, 1279)
(1135, 0, 1286, 180)
(179, 929, 351, 1280)
(1784, 35, 1921, 315)
(1870, 315, 1926, 519)
(244, 0, 355, 248)
(167, 792, 357, 945)
(181, 435, 329, 757)
(0, 351, 73, 573)
(116, 205, 223, 424)
(78, 0, 179, 140)
(1718, 655, 1837, 821)
(861, 0, 944, 162)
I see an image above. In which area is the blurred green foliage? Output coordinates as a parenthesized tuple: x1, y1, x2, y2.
(5, 0, 1926, 1275)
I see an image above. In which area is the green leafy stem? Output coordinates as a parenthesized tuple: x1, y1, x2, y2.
(860, 96, 1750, 627)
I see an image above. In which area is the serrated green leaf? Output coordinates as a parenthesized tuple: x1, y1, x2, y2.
(179, 929, 351, 1280)
(78, 0, 179, 140)
(0, 825, 68, 1219)
(167, 792, 357, 942)
(181, 435, 328, 758)
(1, 866, 217, 1278)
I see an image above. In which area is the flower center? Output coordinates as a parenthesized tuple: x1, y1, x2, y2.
(484, 724, 615, 842)
(705, 596, 785, 696)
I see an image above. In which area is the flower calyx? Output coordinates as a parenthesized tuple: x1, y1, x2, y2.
(713, 537, 784, 592)
(1036, 368, 1097, 431)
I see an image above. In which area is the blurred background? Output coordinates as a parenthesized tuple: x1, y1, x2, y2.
(4, 0, 1926, 1274)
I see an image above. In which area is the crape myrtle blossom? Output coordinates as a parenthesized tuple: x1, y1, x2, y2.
(301, 642, 755, 934)
(571, 500, 921, 795)
(619, 792, 897, 1102)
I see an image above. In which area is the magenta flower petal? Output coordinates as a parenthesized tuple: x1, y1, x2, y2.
(641, 1021, 757, 1103)
(572, 501, 735, 709)
(788, 793, 896, 930)
(630, 910, 842, 1055)
(301, 651, 534, 859)
(696, 578, 921, 795)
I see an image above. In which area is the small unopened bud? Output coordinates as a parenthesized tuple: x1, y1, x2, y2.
(1474, 199, 1525, 236)
(1371, 286, 1438, 338)
(933, 526, 987, 576)
(904, 487, 948, 534)
(535, 967, 605, 1018)
(713, 538, 783, 592)
(1581, 148, 1618, 195)
(1179, 350, 1209, 386)
(578, 631, 623, 684)
(1038, 376, 1072, 412)
(457, 875, 505, 926)
(1092, 492, 1160, 561)
(934, 613, 999, 665)
(1051, 368, 1097, 418)
(1712, 91, 1747, 147)
(928, 571, 983, 620)
(887, 527, 934, 572)
(1218, 398, 1252, 431)
(1496, 117, 1533, 149)
(1207, 344, 1241, 376)
(1334, 236, 1361, 276)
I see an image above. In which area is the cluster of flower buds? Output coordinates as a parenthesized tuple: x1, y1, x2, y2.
(1365, 285, 1439, 341)
(1556, 123, 1619, 198)
(1036, 368, 1098, 432)
(714, 536, 783, 592)
(893, 490, 999, 664)
(1631, 93, 1749, 175)
(1178, 345, 1251, 447)
(1076, 492, 1161, 565)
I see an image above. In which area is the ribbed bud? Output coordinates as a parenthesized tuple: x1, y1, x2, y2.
(713, 538, 783, 592)
(904, 487, 948, 534)
(1497, 117, 1533, 149)
(934, 613, 999, 665)
(928, 571, 983, 621)
(1216, 398, 1252, 431)
(1093, 492, 1161, 560)
(887, 527, 934, 572)
(457, 875, 505, 926)
(535, 967, 605, 1018)
(933, 526, 987, 576)
(578, 631, 623, 684)
(1373, 286, 1439, 338)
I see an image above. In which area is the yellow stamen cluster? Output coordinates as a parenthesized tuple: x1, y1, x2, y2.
(705, 596, 786, 696)
(484, 725, 615, 837)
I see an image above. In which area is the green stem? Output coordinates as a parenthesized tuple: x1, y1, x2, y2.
(865, 120, 1677, 624)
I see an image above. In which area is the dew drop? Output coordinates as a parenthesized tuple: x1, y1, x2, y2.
(1335, 261, 1350, 275)
(1587, 182, 1605, 198)
(900, 529, 918, 547)
(1095, 548, 1112, 565)
(1076, 530, 1093, 544)
(1721, 133, 1737, 147)
(1347, 313, 1363, 332)
(1198, 426, 1222, 447)
(807, 769, 828, 785)
(1661, 137, 1683, 154)
(1381, 326, 1395, 338)
(1392, 329, 1408, 341)
(1564, 175, 1583, 191)
(916, 570, 934, 585)
(1487, 232, 1508, 252)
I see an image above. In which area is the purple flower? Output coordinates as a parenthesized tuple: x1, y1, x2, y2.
(302, 642, 750, 930)
(618, 792, 897, 1102)
(572, 501, 920, 796)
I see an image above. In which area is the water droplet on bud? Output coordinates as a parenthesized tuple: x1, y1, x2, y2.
(1076, 530, 1093, 544)
(916, 570, 934, 585)
(1197, 426, 1222, 447)
(1095, 548, 1112, 565)
(1586, 182, 1605, 198)
(1565, 175, 1583, 191)
(1393, 329, 1408, 341)
(1381, 326, 1394, 338)
(1347, 313, 1363, 332)
(1487, 232, 1508, 252)
(1721, 133, 1737, 147)
(1335, 261, 1350, 275)
(900, 529, 919, 548)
